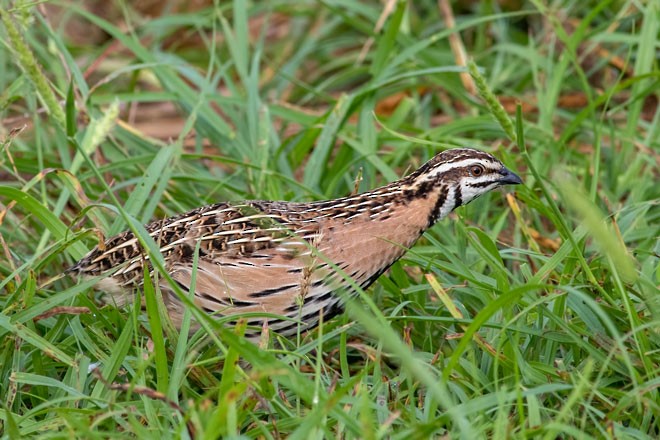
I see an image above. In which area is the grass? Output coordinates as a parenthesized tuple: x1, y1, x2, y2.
(1, 0, 659, 438)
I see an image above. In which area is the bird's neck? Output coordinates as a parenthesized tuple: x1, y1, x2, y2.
(313, 181, 457, 290)
(317, 174, 460, 229)
(376, 173, 459, 226)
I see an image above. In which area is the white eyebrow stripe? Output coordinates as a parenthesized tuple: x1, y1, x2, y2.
(429, 159, 480, 174)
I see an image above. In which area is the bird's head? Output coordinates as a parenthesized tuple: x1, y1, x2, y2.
(406, 148, 522, 222)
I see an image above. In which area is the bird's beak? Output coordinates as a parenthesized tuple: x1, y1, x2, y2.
(499, 167, 523, 185)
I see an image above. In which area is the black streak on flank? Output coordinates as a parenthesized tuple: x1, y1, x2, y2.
(202, 305, 216, 314)
(283, 280, 328, 312)
(172, 279, 191, 293)
(273, 298, 346, 336)
(221, 297, 255, 307)
(359, 265, 391, 291)
(284, 303, 301, 313)
(267, 320, 299, 336)
(293, 299, 343, 326)
(321, 299, 345, 323)
(279, 303, 341, 336)
(310, 279, 325, 288)
(199, 291, 229, 306)
(249, 284, 298, 298)
(312, 290, 333, 304)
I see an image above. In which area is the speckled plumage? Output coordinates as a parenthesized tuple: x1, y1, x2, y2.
(70, 148, 522, 337)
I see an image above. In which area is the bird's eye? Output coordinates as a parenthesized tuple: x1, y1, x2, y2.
(470, 165, 484, 176)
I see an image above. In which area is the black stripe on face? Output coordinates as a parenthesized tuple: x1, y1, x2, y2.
(467, 180, 497, 188)
(454, 185, 463, 207)
(428, 184, 448, 227)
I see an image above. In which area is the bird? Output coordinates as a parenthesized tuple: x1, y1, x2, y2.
(70, 148, 522, 338)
